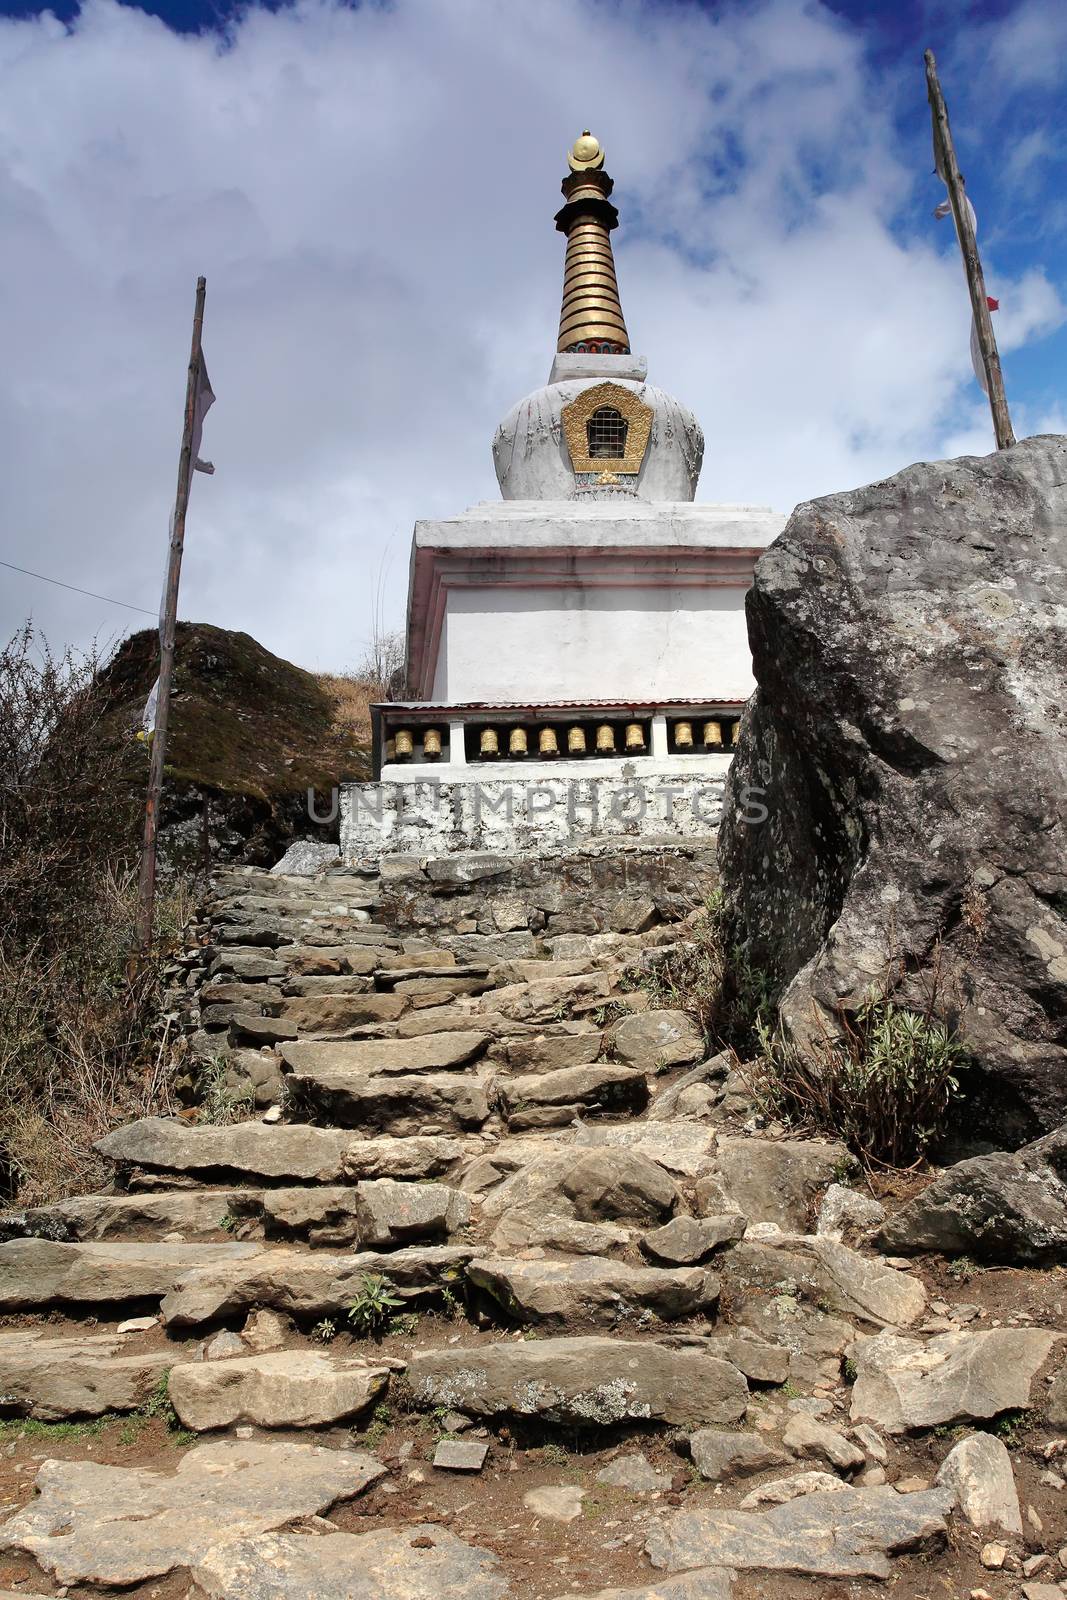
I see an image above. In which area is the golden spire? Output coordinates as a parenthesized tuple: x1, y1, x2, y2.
(554, 131, 630, 355)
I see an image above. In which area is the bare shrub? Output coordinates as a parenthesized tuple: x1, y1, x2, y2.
(0, 625, 186, 1204)
(750, 957, 967, 1169)
(640, 889, 773, 1055)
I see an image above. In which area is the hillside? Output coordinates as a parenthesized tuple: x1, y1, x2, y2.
(96, 622, 373, 865)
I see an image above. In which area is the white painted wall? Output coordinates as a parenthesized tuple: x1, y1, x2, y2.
(341, 768, 729, 859)
(431, 585, 753, 703)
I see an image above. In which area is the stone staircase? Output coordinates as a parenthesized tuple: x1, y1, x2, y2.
(0, 846, 1064, 1600)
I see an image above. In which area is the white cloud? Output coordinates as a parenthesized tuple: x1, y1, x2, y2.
(0, 0, 1062, 668)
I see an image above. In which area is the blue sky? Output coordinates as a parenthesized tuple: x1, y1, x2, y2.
(0, 0, 1063, 667)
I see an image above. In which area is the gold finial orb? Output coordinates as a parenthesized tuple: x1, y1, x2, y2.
(568, 130, 604, 172)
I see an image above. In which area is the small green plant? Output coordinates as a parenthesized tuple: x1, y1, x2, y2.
(0, 1415, 109, 1442)
(947, 1255, 981, 1282)
(355, 1402, 393, 1446)
(842, 1357, 858, 1384)
(439, 1286, 461, 1320)
(347, 1272, 405, 1337)
(389, 1311, 420, 1336)
(218, 1212, 238, 1233)
(312, 1317, 338, 1343)
(778, 1380, 801, 1400)
(752, 986, 966, 1169)
(992, 1410, 1027, 1446)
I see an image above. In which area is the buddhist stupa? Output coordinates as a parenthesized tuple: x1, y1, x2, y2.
(342, 134, 784, 857)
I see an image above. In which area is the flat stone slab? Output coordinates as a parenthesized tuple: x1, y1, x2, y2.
(645, 1485, 955, 1579)
(499, 1063, 648, 1121)
(468, 1256, 717, 1326)
(194, 1525, 507, 1600)
(849, 1327, 1062, 1433)
(0, 1440, 385, 1586)
(571, 1120, 718, 1178)
(0, 1238, 262, 1310)
(279, 1030, 489, 1076)
(161, 1244, 472, 1328)
(169, 1349, 391, 1430)
(935, 1432, 1022, 1534)
(95, 1117, 359, 1183)
(408, 1337, 747, 1428)
(0, 1330, 172, 1419)
(433, 1438, 489, 1471)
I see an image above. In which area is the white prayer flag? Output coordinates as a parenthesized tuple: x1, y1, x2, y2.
(192, 354, 215, 474)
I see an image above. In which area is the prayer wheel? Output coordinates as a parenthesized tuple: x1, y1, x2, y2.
(508, 727, 528, 756)
(730, 720, 740, 747)
(394, 728, 414, 760)
(624, 721, 645, 752)
(479, 727, 500, 758)
(567, 725, 587, 755)
(595, 723, 616, 754)
(422, 727, 442, 760)
(385, 738, 396, 763)
(673, 720, 694, 750)
(539, 727, 560, 756)
(702, 719, 723, 749)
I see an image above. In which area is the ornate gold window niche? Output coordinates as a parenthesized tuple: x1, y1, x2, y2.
(561, 382, 653, 476)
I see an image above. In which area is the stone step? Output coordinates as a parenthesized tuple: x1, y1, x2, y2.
(407, 1335, 749, 1428)
(279, 1031, 489, 1077)
(168, 1348, 392, 1431)
(160, 1243, 473, 1328)
(284, 1066, 495, 1135)
(467, 1254, 719, 1327)
(0, 1238, 263, 1311)
(95, 1117, 364, 1184)
(274, 992, 408, 1034)
(0, 1328, 173, 1420)
(5, 1178, 471, 1250)
(497, 1062, 648, 1129)
(193, 1526, 504, 1600)
(374, 963, 490, 986)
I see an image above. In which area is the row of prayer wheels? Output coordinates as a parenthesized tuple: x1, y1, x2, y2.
(386, 727, 444, 763)
(385, 717, 740, 763)
(476, 721, 648, 759)
(672, 717, 740, 750)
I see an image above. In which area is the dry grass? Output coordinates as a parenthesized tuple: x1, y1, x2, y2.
(316, 672, 377, 744)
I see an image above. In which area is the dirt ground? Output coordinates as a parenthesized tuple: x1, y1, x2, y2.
(2, 1254, 1064, 1600)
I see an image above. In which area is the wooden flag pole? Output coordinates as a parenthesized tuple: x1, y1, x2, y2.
(924, 49, 1014, 450)
(134, 275, 207, 954)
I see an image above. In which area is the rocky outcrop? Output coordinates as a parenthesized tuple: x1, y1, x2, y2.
(876, 1125, 1067, 1263)
(719, 437, 1067, 1140)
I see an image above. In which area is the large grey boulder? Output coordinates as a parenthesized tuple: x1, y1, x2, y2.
(193, 1526, 507, 1600)
(849, 1327, 1061, 1432)
(876, 1125, 1067, 1263)
(168, 1350, 390, 1430)
(562, 1149, 678, 1224)
(0, 1440, 384, 1586)
(646, 1485, 954, 1579)
(719, 437, 1067, 1140)
(408, 1337, 748, 1428)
